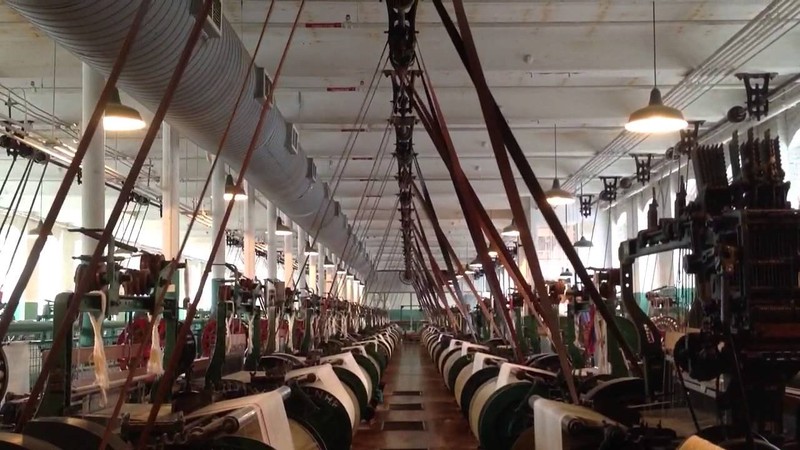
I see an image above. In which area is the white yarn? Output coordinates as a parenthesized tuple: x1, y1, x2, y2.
(87, 290, 109, 407)
(225, 315, 234, 353)
(246, 312, 255, 354)
(286, 314, 296, 352)
(147, 314, 164, 376)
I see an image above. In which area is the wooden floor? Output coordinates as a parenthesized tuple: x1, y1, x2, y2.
(353, 341, 478, 450)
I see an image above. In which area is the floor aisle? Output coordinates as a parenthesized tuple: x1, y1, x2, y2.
(353, 341, 478, 450)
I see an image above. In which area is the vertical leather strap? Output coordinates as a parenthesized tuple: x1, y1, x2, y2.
(408, 71, 523, 361)
(411, 178, 498, 337)
(431, 0, 642, 375)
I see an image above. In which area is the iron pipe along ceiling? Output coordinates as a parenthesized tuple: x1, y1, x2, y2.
(6, 0, 372, 277)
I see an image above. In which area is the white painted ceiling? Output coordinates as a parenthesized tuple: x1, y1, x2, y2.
(0, 0, 798, 274)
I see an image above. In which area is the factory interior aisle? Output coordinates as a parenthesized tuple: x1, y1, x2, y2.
(353, 340, 478, 450)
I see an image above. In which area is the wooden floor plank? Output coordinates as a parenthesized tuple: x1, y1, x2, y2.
(353, 342, 478, 450)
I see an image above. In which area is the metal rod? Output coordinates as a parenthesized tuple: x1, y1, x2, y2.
(431, 0, 641, 374)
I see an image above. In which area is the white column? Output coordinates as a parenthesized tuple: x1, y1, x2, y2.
(628, 197, 641, 293)
(266, 201, 277, 281)
(594, 209, 613, 269)
(325, 252, 334, 294)
(283, 216, 294, 286)
(317, 244, 325, 295)
(296, 225, 307, 290)
(81, 63, 105, 255)
(517, 196, 532, 284)
(161, 124, 180, 259)
(243, 182, 256, 278)
(60, 229, 76, 290)
(211, 161, 226, 280)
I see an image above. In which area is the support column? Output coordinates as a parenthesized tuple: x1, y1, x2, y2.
(325, 252, 334, 295)
(266, 201, 278, 282)
(517, 196, 532, 285)
(296, 226, 307, 290)
(308, 255, 317, 294)
(588, 208, 612, 269)
(23, 235, 40, 320)
(161, 124, 180, 259)
(243, 182, 256, 279)
(60, 229, 76, 290)
(211, 161, 226, 281)
(81, 63, 105, 255)
(317, 244, 325, 295)
(283, 216, 294, 287)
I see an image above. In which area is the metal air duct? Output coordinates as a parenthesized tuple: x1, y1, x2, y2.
(6, 0, 372, 277)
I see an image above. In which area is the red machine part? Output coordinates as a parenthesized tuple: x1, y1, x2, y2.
(200, 318, 248, 357)
(116, 317, 166, 370)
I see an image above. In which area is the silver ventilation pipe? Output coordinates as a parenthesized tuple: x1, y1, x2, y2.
(7, 0, 372, 277)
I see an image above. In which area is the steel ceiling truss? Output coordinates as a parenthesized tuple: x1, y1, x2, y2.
(385, 0, 419, 285)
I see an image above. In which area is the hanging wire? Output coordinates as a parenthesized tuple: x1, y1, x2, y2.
(0, 158, 34, 251)
(0, 156, 48, 291)
(294, 44, 390, 292)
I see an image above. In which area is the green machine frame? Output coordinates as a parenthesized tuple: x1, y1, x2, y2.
(38, 240, 182, 417)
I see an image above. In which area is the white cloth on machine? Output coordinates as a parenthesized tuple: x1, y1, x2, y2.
(533, 397, 616, 449)
(147, 313, 164, 376)
(87, 290, 110, 406)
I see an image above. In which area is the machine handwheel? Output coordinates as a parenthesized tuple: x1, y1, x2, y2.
(0, 345, 9, 401)
(460, 366, 500, 418)
(478, 382, 535, 450)
(285, 386, 352, 450)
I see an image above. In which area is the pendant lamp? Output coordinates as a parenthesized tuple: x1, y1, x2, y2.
(545, 124, 575, 206)
(103, 88, 146, 131)
(559, 267, 573, 279)
(468, 256, 483, 270)
(573, 236, 593, 248)
(303, 241, 319, 256)
(624, 2, 687, 134)
(487, 242, 499, 259)
(572, 185, 593, 248)
(336, 265, 347, 275)
(223, 174, 247, 201)
(27, 220, 52, 239)
(274, 216, 293, 236)
(323, 255, 336, 268)
(501, 219, 520, 238)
